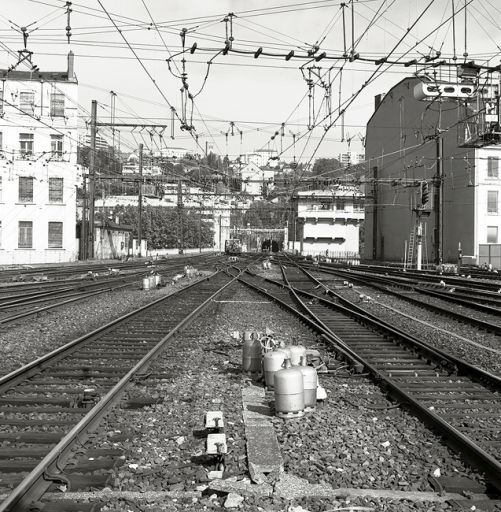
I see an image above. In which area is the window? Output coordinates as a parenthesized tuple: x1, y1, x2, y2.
(488, 191, 498, 214)
(353, 199, 364, 212)
(19, 177, 34, 203)
(488, 157, 499, 178)
(48, 177, 63, 203)
(50, 93, 65, 117)
(19, 133, 34, 157)
(50, 135, 64, 159)
(18, 221, 33, 248)
(20, 91, 35, 114)
(336, 199, 344, 211)
(48, 222, 63, 248)
(487, 226, 498, 243)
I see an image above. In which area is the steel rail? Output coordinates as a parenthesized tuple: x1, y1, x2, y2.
(305, 264, 501, 334)
(0, 270, 236, 512)
(237, 267, 501, 493)
(0, 282, 132, 325)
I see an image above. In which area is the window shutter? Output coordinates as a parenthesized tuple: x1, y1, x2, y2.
(48, 222, 63, 248)
(18, 221, 33, 248)
(19, 177, 34, 202)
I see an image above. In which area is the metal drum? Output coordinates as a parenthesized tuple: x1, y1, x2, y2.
(142, 277, 150, 290)
(299, 356, 318, 412)
(242, 337, 262, 374)
(289, 345, 306, 366)
(274, 359, 304, 419)
(263, 349, 288, 389)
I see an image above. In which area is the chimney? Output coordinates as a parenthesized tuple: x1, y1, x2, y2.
(374, 93, 385, 110)
(67, 51, 74, 79)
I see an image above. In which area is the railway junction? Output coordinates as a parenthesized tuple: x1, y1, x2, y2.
(0, 253, 500, 512)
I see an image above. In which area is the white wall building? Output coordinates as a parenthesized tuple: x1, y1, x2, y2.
(153, 147, 196, 159)
(0, 52, 79, 264)
(240, 162, 275, 197)
(291, 186, 364, 258)
(337, 151, 365, 166)
(243, 149, 278, 168)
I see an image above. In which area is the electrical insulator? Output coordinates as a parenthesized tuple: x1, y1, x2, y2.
(421, 181, 429, 206)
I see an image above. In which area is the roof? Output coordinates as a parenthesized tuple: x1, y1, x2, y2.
(0, 69, 77, 82)
(95, 220, 134, 232)
(366, 76, 416, 129)
(296, 186, 363, 198)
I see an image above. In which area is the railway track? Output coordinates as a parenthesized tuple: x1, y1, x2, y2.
(0, 256, 221, 327)
(0, 253, 218, 284)
(0, 269, 239, 512)
(235, 264, 501, 495)
(295, 262, 501, 335)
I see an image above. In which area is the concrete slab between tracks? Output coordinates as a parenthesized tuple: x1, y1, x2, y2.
(14, 477, 490, 506)
(209, 473, 486, 503)
(241, 380, 283, 483)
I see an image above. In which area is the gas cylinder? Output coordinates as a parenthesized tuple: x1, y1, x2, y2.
(242, 337, 262, 374)
(288, 345, 306, 366)
(243, 331, 254, 342)
(278, 345, 292, 360)
(299, 356, 318, 412)
(263, 349, 288, 389)
(274, 358, 304, 419)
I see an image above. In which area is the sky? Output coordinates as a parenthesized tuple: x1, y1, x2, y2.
(0, 0, 498, 165)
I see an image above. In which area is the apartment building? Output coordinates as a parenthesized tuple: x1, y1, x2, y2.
(0, 52, 78, 264)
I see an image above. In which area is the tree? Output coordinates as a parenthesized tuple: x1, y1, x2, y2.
(77, 145, 121, 175)
(243, 200, 289, 229)
(311, 158, 342, 178)
(111, 205, 214, 249)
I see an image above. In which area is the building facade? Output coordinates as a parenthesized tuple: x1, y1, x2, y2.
(243, 149, 278, 168)
(240, 162, 275, 197)
(365, 76, 501, 266)
(338, 151, 365, 166)
(0, 52, 78, 264)
(291, 186, 364, 258)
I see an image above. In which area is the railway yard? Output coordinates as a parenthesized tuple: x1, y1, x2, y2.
(0, 253, 501, 512)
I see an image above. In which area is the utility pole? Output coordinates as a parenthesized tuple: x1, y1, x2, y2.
(372, 166, 378, 260)
(177, 180, 184, 254)
(88, 99, 97, 259)
(198, 207, 201, 253)
(138, 143, 143, 258)
(81, 174, 88, 260)
(434, 136, 443, 265)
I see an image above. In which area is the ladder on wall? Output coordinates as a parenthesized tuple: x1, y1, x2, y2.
(406, 226, 415, 268)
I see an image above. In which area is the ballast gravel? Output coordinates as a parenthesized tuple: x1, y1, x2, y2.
(331, 283, 501, 376)
(53, 280, 483, 512)
(0, 272, 212, 376)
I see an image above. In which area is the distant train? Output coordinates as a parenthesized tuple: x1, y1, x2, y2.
(225, 239, 242, 255)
